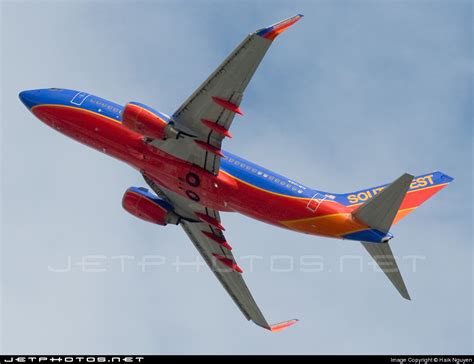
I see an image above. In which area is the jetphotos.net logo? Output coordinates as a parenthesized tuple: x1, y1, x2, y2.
(46, 254, 427, 274)
(1, 358, 145, 363)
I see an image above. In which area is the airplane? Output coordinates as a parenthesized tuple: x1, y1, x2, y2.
(19, 14, 453, 332)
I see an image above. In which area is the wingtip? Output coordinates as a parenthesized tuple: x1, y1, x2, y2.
(256, 14, 304, 41)
(269, 318, 299, 332)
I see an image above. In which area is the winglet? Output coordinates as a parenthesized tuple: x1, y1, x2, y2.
(268, 319, 299, 332)
(256, 14, 304, 41)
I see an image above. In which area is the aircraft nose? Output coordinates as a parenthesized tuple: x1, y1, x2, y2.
(19, 89, 41, 110)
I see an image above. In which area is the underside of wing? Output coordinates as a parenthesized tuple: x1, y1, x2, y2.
(149, 14, 303, 175)
(143, 174, 297, 331)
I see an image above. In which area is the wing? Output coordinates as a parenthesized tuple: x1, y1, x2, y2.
(149, 14, 303, 175)
(143, 174, 298, 331)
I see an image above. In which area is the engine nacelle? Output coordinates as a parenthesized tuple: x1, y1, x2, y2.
(122, 187, 180, 225)
(121, 102, 178, 140)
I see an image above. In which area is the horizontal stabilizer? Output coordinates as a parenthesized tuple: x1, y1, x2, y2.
(362, 242, 410, 300)
(353, 173, 414, 233)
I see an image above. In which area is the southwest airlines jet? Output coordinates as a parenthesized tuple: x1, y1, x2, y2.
(19, 15, 453, 332)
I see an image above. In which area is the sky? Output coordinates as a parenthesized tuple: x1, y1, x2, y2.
(1, 0, 472, 355)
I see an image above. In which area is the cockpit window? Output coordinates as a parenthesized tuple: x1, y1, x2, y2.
(49, 88, 63, 91)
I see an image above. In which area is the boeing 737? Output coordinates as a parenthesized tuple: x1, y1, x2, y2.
(19, 15, 453, 332)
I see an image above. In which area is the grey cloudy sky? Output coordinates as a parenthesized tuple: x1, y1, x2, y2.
(1, 0, 472, 355)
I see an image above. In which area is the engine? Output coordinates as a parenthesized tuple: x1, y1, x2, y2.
(121, 102, 178, 140)
(122, 187, 180, 225)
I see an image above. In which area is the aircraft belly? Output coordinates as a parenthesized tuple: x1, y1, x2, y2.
(31, 105, 372, 238)
(32, 105, 143, 163)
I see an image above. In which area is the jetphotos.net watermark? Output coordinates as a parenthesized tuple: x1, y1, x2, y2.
(47, 254, 427, 274)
